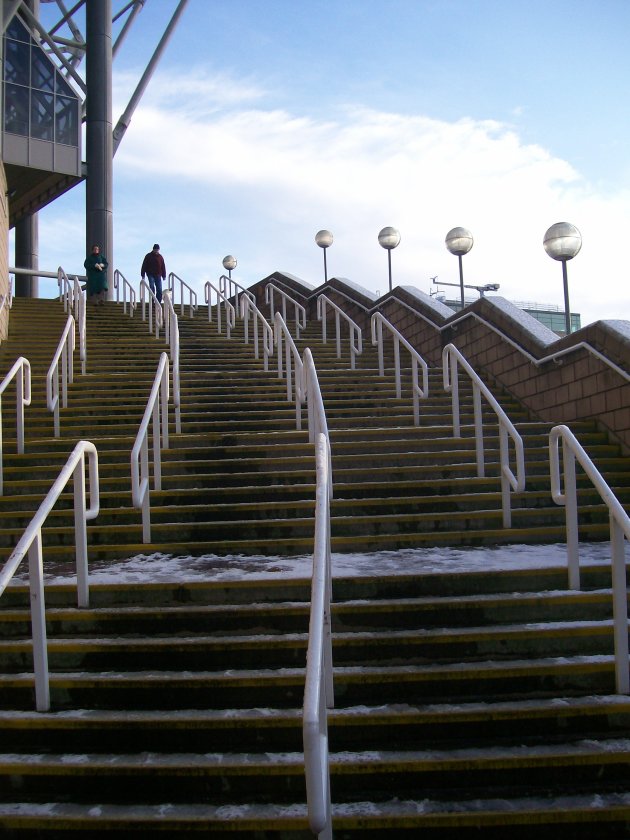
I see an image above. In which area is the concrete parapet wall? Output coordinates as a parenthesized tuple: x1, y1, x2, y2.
(248, 273, 630, 452)
(0, 165, 8, 342)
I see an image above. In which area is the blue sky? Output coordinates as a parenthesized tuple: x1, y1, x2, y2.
(29, 0, 630, 323)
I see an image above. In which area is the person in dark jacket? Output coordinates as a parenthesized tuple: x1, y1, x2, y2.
(83, 244, 108, 305)
(141, 243, 166, 303)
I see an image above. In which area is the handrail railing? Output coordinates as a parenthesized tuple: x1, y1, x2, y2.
(140, 279, 163, 338)
(114, 269, 137, 317)
(266, 282, 306, 339)
(204, 280, 236, 338)
(219, 274, 254, 312)
(302, 348, 333, 838)
(317, 294, 363, 369)
(131, 352, 170, 542)
(58, 268, 73, 311)
(0, 277, 13, 340)
(371, 312, 429, 425)
(274, 312, 305, 430)
(0, 440, 99, 711)
(46, 314, 75, 438)
(303, 433, 333, 839)
(162, 291, 182, 434)
(443, 343, 525, 527)
(239, 294, 273, 371)
(71, 274, 87, 376)
(167, 272, 198, 317)
(0, 357, 31, 495)
(549, 424, 630, 694)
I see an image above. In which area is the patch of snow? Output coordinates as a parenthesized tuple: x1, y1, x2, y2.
(9, 541, 626, 586)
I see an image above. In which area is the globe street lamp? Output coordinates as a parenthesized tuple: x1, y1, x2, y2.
(543, 222, 582, 335)
(315, 230, 333, 283)
(445, 227, 474, 308)
(378, 226, 401, 292)
(222, 255, 237, 280)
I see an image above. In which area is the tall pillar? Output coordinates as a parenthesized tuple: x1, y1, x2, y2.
(85, 0, 113, 298)
(14, 0, 39, 298)
(14, 217, 39, 297)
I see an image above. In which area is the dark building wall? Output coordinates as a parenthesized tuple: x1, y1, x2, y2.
(249, 274, 630, 453)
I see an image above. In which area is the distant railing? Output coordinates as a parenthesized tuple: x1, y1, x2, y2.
(204, 280, 236, 338)
(274, 312, 305, 429)
(266, 282, 306, 339)
(550, 424, 630, 694)
(239, 294, 273, 371)
(140, 279, 163, 338)
(72, 274, 86, 375)
(131, 352, 170, 542)
(167, 272, 198, 317)
(46, 314, 76, 438)
(443, 343, 525, 527)
(162, 291, 182, 434)
(0, 357, 31, 495)
(0, 440, 99, 711)
(219, 274, 254, 312)
(0, 277, 14, 341)
(371, 312, 429, 425)
(317, 294, 363, 369)
(114, 269, 137, 317)
(302, 349, 333, 840)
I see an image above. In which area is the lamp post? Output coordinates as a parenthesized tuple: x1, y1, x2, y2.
(378, 226, 400, 292)
(222, 255, 237, 280)
(543, 222, 582, 335)
(315, 230, 333, 283)
(445, 227, 474, 308)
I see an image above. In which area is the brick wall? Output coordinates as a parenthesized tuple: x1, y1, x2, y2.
(246, 274, 630, 453)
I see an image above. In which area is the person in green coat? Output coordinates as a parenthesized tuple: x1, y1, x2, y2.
(83, 244, 108, 305)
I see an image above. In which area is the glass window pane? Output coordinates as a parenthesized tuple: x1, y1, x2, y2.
(6, 17, 31, 43)
(32, 47, 54, 92)
(56, 72, 75, 98)
(4, 38, 29, 85)
(31, 90, 54, 140)
(55, 95, 79, 145)
(4, 82, 29, 135)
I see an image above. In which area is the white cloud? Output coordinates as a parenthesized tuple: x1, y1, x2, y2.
(106, 69, 630, 324)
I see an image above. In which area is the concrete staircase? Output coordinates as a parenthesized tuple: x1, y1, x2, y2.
(0, 296, 629, 836)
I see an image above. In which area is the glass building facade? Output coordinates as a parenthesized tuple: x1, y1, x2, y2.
(2, 15, 80, 174)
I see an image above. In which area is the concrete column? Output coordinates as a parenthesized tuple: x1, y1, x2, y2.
(13, 0, 40, 298)
(85, 0, 113, 298)
(14, 218, 39, 297)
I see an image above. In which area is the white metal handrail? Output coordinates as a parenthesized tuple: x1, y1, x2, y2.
(0, 357, 31, 495)
(204, 280, 236, 338)
(303, 432, 334, 840)
(0, 440, 99, 711)
(370, 312, 429, 425)
(57, 268, 73, 311)
(266, 282, 306, 339)
(443, 343, 525, 527)
(274, 312, 305, 430)
(168, 271, 198, 317)
(71, 274, 87, 376)
(162, 291, 182, 434)
(46, 314, 75, 438)
(113, 269, 137, 317)
(131, 352, 170, 543)
(140, 279, 163, 338)
(239, 294, 273, 371)
(0, 277, 13, 328)
(219, 274, 255, 312)
(317, 294, 363, 370)
(549, 424, 630, 694)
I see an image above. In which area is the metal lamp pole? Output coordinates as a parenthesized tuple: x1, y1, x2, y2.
(543, 222, 582, 335)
